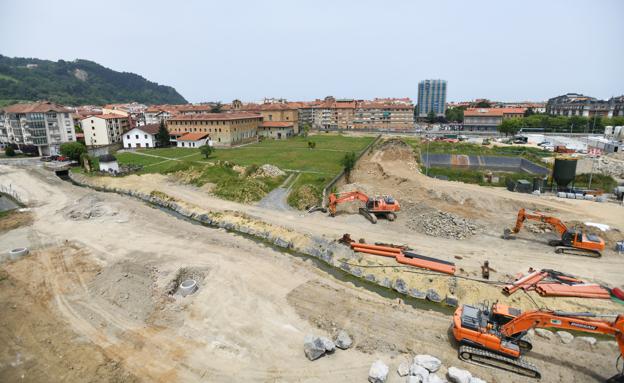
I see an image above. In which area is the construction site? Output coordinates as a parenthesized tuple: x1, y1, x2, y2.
(1, 136, 624, 383)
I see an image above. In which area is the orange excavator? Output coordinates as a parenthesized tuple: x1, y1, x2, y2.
(503, 208, 605, 257)
(327, 191, 400, 224)
(452, 302, 624, 381)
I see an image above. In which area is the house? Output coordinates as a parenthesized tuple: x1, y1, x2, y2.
(123, 124, 160, 149)
(98, 154, 119, 172)
(176, 132, 211, 148)
(258, 121, 294, 139)
(81, 114, 130, 147)
(166, 112, 260, 147)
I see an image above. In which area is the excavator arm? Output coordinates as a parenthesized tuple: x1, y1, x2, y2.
(512, 208, 569, 235)
(328, 191, 370, 215)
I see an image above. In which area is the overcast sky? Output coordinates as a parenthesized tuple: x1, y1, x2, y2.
(1, 0, 622, 103)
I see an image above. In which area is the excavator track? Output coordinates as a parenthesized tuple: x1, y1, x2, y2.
(458, 345, 541, 379)
(554, 246, 601, 258)
(358, 208, 377, 224)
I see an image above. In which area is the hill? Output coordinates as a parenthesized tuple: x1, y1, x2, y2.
(0, 55, 187, 106)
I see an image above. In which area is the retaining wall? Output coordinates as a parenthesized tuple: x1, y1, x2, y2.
(422, 154, 549, 175)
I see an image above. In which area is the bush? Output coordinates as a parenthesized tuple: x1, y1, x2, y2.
(288, 184, 321, 210)
(200, 144, 214, 159)
(308, 141, 316, 149)
(244, 164, 259, 177)
(4, 146, 16, 157)
(60, 141, 87, 161)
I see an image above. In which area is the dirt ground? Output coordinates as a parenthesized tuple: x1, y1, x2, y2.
(1, 150, 623, 382)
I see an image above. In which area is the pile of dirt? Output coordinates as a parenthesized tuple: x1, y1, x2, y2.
(289, 184, 321, 210)
(88, 260, 157, 321)
(376, 139, 415, 161)
(252, 164, 286, 178)
(63, 194, 119, 220)
(402, 203, 481, 239)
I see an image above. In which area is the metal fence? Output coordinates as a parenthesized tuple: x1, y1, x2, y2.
(321, 134, 382, 207)
(0, 184, 24, 206)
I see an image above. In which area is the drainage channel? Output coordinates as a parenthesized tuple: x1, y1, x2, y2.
(57, 171, 455, 316)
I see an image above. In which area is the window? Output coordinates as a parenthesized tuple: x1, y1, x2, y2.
(135, 134, 139, 139)
(146, 143, 149, 147)
(128, 143, 131, 148)
(127, 135, 130, 139)
(144, 134, 147, 139)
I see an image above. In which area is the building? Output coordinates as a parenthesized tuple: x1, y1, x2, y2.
(417, 79, 447, 117)
(546, 93, 624, 118)
(463, 107, 526, 131)
(123, 124, 160, 149)
(176, 132, 211, 148)
(354, 100, 414, 130)
(228, 100, 300, 133)
(0, 101, 76, 155)
(258, 121, 294, 139)
(166, 112, 261, 147)
(81, 114, 130, 147)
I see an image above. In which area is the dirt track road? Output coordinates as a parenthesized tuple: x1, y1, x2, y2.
(0, 164, 622, 382)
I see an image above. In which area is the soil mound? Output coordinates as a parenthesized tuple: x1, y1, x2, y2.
(63, 194, 119, 220)
(402, 202, 482, 239)
(377, 139, 415, 162)
(252, 164, 286, 178)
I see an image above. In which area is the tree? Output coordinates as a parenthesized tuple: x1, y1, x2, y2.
(524, 108, 535, 117)
(156, 120, 170, 147)
(498, 118, 523, 136)
(60, 141, 87, 161)
(200, 144, 214, 159)
(4, 146, 16, 157)
(340, 151, 357, 183)
(426, 110, 436, 123)
(210, 102, 223, 113)
(308, 141, 316, 149)
(474, 100, 492, 108)
(445, 107, 464, 122)
(301, 122, 311, 137)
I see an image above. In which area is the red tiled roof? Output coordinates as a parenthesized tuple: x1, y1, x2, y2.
(169, 112, 262, 121)
(136, 124, 160, 135)
(84, 114, 129, 120)
(3, 101, 72, 114)
(260, 121, 294, 128)
(464, 107, 526, 117)
(177, 132, 210, 141)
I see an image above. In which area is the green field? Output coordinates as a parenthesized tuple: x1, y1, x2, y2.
(112, 135, 373, 207)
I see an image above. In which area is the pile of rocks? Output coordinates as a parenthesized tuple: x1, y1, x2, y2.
(252, 164, 286, 178)
(405, 210, 481, 240)
(390, 354, 487, 383)
(303, 330, 352, 361)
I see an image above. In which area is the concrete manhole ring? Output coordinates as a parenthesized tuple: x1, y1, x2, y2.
(179, 279, 198, 296)
(8, 247, 29, 260)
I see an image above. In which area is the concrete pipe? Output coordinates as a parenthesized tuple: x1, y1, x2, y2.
(8, 247, 29, 260)
(179, 279, 198, 296)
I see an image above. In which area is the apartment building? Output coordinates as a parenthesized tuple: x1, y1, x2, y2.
(81, 114, 130, 147)
(0, 101, 76, 155)
(166, 112, 261, 147)
(354, 100, 414, 130)
(228, 100, 300, 133)
(463, 107, 526, 131)
(417, 79, 447, 117)
(546, 93, 624, 118)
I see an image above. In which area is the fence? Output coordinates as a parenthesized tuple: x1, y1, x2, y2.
(0, 184, 24, 206)
(321, 134, 382, 207)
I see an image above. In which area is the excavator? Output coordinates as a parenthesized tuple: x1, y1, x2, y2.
(327, 191, 400, 224)
(452, 302, 624, 381)
(503, 208, 605, 257)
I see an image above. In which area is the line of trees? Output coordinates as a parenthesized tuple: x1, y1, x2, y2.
(498, 115, 624, 136)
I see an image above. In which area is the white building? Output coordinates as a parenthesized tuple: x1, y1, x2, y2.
(176, 132, 211, 148)
(98, 154, 120, 173)
(0, 101, 76, 155)
(81, 114, 130, 147)
(123, 124, 160, 149)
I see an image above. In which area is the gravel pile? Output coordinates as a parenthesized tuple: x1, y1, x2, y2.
(405, 209, 481, 239)
(252, 164, 286, 178)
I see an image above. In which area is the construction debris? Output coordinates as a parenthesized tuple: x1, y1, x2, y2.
(251, 164, 286, 178)
(303, 334, 335, 361)
(503, 268, 611, 299)
(368, 359, 389, 383)
(405, 207, 480, 240)
(334, 330, 352, 350)
(413, 354, 442, 372)
(447, 366, 472, 383)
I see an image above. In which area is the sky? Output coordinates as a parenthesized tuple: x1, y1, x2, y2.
(1, 0, 623, 104)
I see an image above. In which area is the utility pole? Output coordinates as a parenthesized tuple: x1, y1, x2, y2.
(588, 155, 595, 190)
(425, 136, 430, 177)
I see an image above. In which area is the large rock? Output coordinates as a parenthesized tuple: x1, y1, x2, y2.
(413, 354, 441, 372)
(303, 335, 332, 361)
(556, 331, 574, 344)
(447, 367, 472, 383)
(577, 336, 597, 346)
(406, 376, 425, 383)
(368, 360, 389, 383)
(409, 288, 427, 299)
(397, 361, 410, 377)
(429, 374, 448, 383)
(535, 328, 554, 340)
(394, 279, 408, 294)
(409, 364, 429, 382)
(335, 330, 352, 350)
(469, 378, 487, 383)
(426, 289, 442, 303)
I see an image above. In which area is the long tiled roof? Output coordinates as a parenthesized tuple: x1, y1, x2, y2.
(177, 132, 210, 141)
(3, 101, 72, 114)
(169, 112, 262, 121)
(464, 107, 526, 117)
